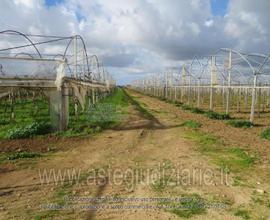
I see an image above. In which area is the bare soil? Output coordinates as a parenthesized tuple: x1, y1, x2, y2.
(0, 89, 269, 220)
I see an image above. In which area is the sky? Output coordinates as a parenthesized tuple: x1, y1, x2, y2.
(0, 0, 270, 84)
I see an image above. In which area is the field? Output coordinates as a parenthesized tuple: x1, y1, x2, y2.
(0, 88, 270, 219)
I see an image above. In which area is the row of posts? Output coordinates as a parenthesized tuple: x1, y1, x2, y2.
(133, 50, 263, 123)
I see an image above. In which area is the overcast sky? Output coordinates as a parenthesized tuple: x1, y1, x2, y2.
(0, 0, 270, 84)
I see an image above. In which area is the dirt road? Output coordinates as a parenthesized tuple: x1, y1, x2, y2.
(0, 89, 269, 219)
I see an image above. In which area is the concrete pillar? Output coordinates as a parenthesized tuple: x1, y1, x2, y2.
(92, 88, 96, 104)
(49, 87, 69, 131)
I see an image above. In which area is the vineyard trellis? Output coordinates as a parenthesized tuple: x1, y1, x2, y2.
(0, 30, 116, 130)
(132, 48, 270, 123)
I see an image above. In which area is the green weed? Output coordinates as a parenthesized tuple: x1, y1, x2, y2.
(184, 131, 257, 173)
(227, 120, 253, 128)
(7, 151, 41, 160)
(261, 128, 270, 140)
(234, 209, 251, 220)
(182, 120, 202, 129)
(204, 110, 231, 120)
(168, 194, 207, 218)
(6, 122, 51, 139)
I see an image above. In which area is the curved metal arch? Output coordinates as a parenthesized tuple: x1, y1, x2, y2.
(0, 30, 42, 58)
(189, 56, 206, 80)
(63, 35, 90, 76)
(89, 54, 101, 80)
(220, 48, 255, 74)
(14, 52, 34, 58)
(53, 54, 72, 74)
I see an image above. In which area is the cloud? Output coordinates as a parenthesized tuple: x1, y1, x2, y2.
(0, 0, 269, 84)
(225, 0, 270, 53)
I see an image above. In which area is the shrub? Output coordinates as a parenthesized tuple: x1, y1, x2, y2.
(6, 122, 51, 139)
(261, 128, 270, 140)
(204, 111, 231, 120)
(227, 120, 253, 128)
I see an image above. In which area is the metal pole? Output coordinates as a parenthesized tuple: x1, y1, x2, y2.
(250, 74, 258, 123)
(73, 36, 78, 79)
(226, 50, 232, 114)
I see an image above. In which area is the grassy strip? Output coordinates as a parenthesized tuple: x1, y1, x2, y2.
(6, 122, 51, 139)
(60, 88, 129, 137)
(169, 194, 207, 218)
(184, 131, 257, 174)
(182, 120, 202, 129)
(227, 120, 254, 128)
(1, 88, 130, 139)
(179, 104, 231, 120)
(7, 151, 41, 160)
(123, 89, 157, 120)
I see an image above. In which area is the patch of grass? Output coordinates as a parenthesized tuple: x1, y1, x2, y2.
(7, 151, 41, 160)
(6, 121, 51, 139)
(234, 209, 251, 220)
(34, 182, 73, 220)
(232, 176, 245, 186)
(227, 120, 253, 128)
(0, 97, 50, 139)
(184, 131, 257, 173)
(168, 194, 207, 218)
(181, 105, 193, 111)
(151, 176, 170, 192)
(182, 120, 202, 129)
(184, 131, 221, 150)
(61, 88, 129, 137)
(204, 110, 231, 120)
(261, 128, 270, 140)
(190, 107, 205, 114)
(124, 90, 157, 120)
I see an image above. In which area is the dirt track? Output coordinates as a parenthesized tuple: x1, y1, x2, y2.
(0, 89, 269, 219)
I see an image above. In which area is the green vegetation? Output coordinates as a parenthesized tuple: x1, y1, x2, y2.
(167, 194, 207, 218)
(6, 122, 51, 139)
(182, 120, 201, 129)
(204, 110, 231, 120)
(0, 97, 50, 139)
(261, 128, 270, 140)
(234, 209, 251, 220)
(124, 90, 157, 120)
(190, 107, 205, 114)
(184, 131, 257, 173)
(177, 104, 231, 120)
(0, 88, 129, 139)
(63, 88, 129, 137)
(34, 182, 73, 220)
(151, 176, 171, 192)
(227, 120, 253, 128)
(7, 151, 41, 160)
